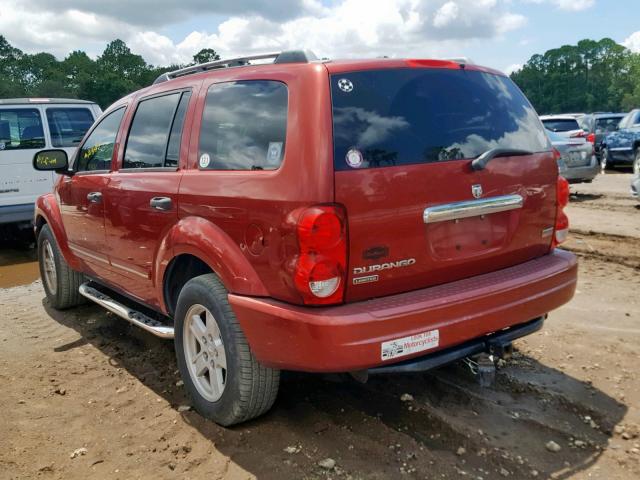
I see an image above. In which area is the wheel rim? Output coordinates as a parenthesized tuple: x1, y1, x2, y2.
(634, 152, 640, 176)
(601, 150, 607, 171)
(183, 304, 227, 402)
(42, 239, 57, 296)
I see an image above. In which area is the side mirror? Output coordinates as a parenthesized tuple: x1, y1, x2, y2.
(33, 149, 70, 174)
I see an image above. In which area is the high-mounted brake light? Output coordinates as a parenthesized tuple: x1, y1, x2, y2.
(405, 59, 461, 69)
(552, 176, 570, 248)
(293, 205, 347, 305)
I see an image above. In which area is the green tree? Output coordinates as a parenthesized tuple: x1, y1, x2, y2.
(193, 48, 220, 64)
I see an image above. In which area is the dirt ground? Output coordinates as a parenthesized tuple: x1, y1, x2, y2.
(0, 171, 638, 480)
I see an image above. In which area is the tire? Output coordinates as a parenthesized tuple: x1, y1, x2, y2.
(633, 148, 640, 176)
(600, 148, 611, 171)
(174, 273, 280, 426)
(37, 224, 85, 310)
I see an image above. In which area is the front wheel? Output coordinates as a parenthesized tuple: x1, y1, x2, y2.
(37, 224, 85, 310)
(174, 274, 280, 426)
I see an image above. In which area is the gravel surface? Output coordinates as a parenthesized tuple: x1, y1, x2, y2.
(0, 171, 638, 479)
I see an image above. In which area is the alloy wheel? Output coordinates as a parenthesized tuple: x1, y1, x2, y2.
(42, 239, 57, 296)
(183, 304, 227, 402)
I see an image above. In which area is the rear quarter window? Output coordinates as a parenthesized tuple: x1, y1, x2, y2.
(198, 80, 288, 171)
(331, 68, 549, 171)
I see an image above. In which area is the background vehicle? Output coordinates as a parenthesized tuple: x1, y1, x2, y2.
(577, 112, 626, 160)
(540, 114, 586, 139)
(31, 52, 577, 426)
(600, 109, 640, 170)
(547, 130, 598, 183)
(0, 98, 101, 227)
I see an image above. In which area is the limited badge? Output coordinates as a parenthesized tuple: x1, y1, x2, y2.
(345, 148, 363, 168)
(338, 78, 354, 93)
(199, 153, 211, 169)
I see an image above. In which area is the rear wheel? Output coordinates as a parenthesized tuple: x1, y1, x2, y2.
(37, 224, 85, 310)
(600, 148, 611, 172)
(174, 273, 280, 426)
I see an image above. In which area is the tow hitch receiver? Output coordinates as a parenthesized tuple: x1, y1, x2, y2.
(463, 353, 497, 387)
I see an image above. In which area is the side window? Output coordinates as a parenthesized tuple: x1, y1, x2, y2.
(633, 112, 640, 126)
(0, 108, 45, 151)
(76, 107, 126, 172)
(199, 81, 288, 170)
(123, 92, 188, 169)
(46, 108, 95, 147)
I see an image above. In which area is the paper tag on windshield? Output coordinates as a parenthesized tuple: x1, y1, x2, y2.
(381, 329, 439, 361)
(266, 142, 283, 166)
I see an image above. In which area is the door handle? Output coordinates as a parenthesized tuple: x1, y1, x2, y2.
(87, 192, 102, 203)
(150, 197, 173, 211)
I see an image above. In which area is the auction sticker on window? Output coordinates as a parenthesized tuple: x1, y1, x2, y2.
(381, 329, 439, 361)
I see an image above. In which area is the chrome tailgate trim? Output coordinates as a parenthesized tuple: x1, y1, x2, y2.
(423, 194, 524, 224)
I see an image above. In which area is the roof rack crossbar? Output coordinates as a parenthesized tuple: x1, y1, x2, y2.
(153, 50, 317, 84)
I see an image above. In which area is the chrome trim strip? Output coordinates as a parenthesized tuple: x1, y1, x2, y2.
(110, 260, 149, 279)
(423, 194, 524, 224)
(69, 245, 110, 265)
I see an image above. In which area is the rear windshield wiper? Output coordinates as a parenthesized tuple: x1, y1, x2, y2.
(471, 148, 534, 171)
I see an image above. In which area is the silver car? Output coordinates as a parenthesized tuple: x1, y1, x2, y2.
(548, 130, 598, 183)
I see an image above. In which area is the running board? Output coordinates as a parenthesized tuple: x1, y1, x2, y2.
(79, 283, 174, 339)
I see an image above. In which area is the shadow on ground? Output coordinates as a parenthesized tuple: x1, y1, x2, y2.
(43, 300, 626, 479)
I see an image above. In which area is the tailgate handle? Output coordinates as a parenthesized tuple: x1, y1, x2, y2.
(423, 194, 523, 224)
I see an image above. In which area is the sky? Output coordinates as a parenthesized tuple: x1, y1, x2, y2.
(0, 0, 639, 74)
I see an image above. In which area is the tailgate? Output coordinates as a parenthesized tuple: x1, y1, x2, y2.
(329, 66, 556, 302)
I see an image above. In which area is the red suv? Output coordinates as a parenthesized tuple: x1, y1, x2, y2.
(32, 51, 577, 426)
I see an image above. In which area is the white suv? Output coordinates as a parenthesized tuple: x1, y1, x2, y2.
(0, 98, 101, 227)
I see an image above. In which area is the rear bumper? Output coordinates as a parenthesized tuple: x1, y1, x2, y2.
(559, 157, 599, 183)
(230, 249, 578, 372)
(0, 203, 34, 225)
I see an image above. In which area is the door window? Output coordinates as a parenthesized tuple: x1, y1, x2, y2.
(76, 107, 126, 172)
(123, 91, 190, 169)
(0, 108, 45, 151)
(199, 81, 288, 170)
(46, 108, 95, 147)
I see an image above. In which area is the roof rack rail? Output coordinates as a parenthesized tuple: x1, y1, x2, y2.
(153, 50, 318, 84)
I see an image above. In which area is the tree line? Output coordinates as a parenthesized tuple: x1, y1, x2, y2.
(0, 36, 219, 109)
(510, 38, 640, 114)
(1, 35, 639, 114)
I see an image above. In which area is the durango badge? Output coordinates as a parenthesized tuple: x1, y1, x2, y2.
(353, 258, 416, 275)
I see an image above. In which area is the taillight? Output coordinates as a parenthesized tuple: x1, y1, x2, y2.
(570, 130, 586, 138)
(294, 205, 347, 305)
(552, 176, 570, 247)
(586, 133, 595, 144)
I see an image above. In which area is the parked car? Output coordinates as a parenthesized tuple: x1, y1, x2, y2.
(547, 130, 598, 183)
(31, 52, 577, 426)
(600, 109, 640, 170)
(540, 115, 586, 139)
(577, 112, 626, 160)
(0, 98, 101, 228)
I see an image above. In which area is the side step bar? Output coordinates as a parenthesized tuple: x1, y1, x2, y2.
(79, 283, 174, 339)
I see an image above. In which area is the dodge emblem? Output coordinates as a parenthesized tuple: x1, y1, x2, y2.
(471, 184, 483, 199)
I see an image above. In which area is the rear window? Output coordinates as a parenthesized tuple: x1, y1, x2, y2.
(595, 116, 624, 134)
(46, 108, 94, 147)
(541, 118, 581, 132)
(331, 69, 548, 170)
(0, 108, 45, 151)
